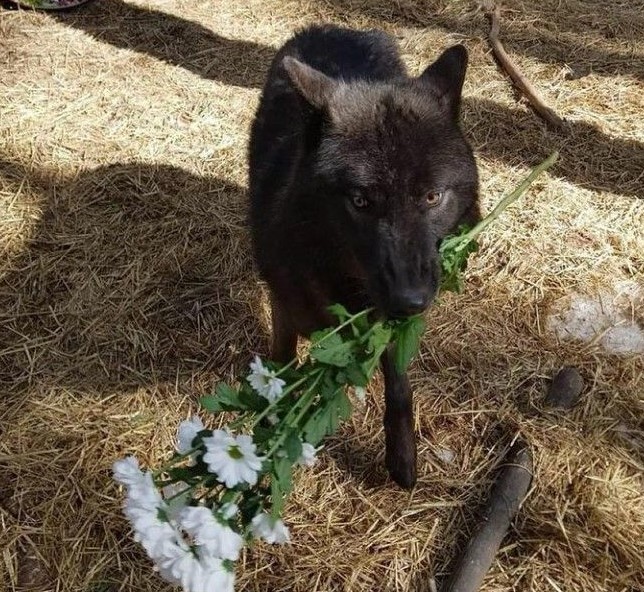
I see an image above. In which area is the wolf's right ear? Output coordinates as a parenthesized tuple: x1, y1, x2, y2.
(282, 56, 337, 109)
(418, 45, 468, 117)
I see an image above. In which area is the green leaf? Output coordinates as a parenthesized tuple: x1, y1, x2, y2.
(200, 383, 244, 413)
(343, 363, 369, 387)
(318, 373, 341, 401)
(271, 476, 284, 517)
(310, 333, 355, 367)
(327, 303, 351, 321)
(310, 327, 334, 344)
(393, 315, 426, 374)
(166, 464, 204, 484)
(303, 389, 352, 446)
(238, 386, 268, 412)
(284, 430, 303, 463)
(252, 426, 274, 444)
(220, 489, 239, 505)
(366, 322, 392, 355)
(273, 455, 293, 496)
(358, 321, 393, 378)
(439, 229, 479, 294)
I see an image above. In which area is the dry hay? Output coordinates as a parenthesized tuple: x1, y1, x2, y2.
(0, 0, 643, 591)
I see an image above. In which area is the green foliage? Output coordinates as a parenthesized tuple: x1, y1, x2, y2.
(303, 388, 352, 446)
(392, 314, 426, 374)
(201, 383, 267, 414)
(200, 383, 244, 413)
(438, 225, 479, 294)
(271, 455, 293, 517)
(438, 151, 559, 293)
(309, 332, 355, 367)
(284, 431, 303, 463)
(179, 306, 426, 534)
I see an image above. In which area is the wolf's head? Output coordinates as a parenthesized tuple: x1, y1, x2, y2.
(283, 45, 479, 317)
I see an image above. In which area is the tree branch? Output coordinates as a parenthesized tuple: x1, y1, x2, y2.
(481, 2, 565, 129)
(443, 443, 533, 592)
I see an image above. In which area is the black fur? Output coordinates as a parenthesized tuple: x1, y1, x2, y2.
(249, 24, 480, 488)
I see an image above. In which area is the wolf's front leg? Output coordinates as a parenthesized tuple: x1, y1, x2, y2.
(381, 346, 417, 489)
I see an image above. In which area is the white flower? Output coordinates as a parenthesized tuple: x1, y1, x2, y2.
(177, 416, 205, 454)
(203, 429, 264, 488)
(156, 543, 235, 592)
(126, 471, 163, 511)
(250, 512, 291, 544)
(113, 456, 146, 488)
(124, 501, 178, 559)
(197, 549, 235, 592)
(296, 442, 320, 468)
(220, 502, 239, 520)
(354, 386, 366, 403)
(179, 506, 243, 561)
(155, 539, 197, 587)
(247, 355, 286, 403)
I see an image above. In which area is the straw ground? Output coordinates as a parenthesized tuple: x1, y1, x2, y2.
(1, 0, 642, 591)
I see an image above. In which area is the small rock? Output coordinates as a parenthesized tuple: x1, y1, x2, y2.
(435, 447, 456, 464)
(545, 366, 584, 409)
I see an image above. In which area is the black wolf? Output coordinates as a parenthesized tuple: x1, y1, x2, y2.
(249, 25, 479, 488)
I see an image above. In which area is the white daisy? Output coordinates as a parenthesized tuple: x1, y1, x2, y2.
(247, 355, 286, 403)
(155, 539, 196, 587)
(177, 416, 206, 455)
(179, 506, 244, 561)
(126, 471, 163, 511)
(202, 430, 264, 488)
(197, 549, 236, 592)
(157, 542, 236, 592)
(296, 442, 320, 468)
(250, 512, 291, 544)
(113, 456, 146, 488)
(129, 510, 179, 559)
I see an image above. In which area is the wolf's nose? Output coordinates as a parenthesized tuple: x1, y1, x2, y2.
(389, 289, 428, 317)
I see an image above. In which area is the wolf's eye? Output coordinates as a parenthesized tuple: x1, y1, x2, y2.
(426, 191, 444, 207)
(351, 194, 370, 209)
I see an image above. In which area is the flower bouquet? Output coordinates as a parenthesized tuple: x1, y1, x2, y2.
(113, 153, 557, 592)
(114, 307, 425, 591)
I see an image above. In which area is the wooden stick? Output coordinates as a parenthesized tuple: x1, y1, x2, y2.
(481, 2, 565, 129)
(443, 444, 533, 592)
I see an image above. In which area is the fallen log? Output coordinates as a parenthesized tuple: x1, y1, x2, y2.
(443, 444, 533, 592)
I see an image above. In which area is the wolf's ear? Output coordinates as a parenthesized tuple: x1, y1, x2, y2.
(418, 45, 468, 117)
(282, 56, 337, 109)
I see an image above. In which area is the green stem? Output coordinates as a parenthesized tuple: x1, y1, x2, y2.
(273, 308, 373, 378)
(153, 446, 200, 478)
(250, 373, 312, 428)
(266, 372, 324, 457)
(282, 370, 324, 427)
(462, 151, 559, 245)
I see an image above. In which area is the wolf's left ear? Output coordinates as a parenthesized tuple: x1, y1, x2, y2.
(282, 56, 337, 109)
(418, 45, 468, 117)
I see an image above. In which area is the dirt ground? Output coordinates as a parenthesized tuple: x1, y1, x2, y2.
(0, 1, 642, 591)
